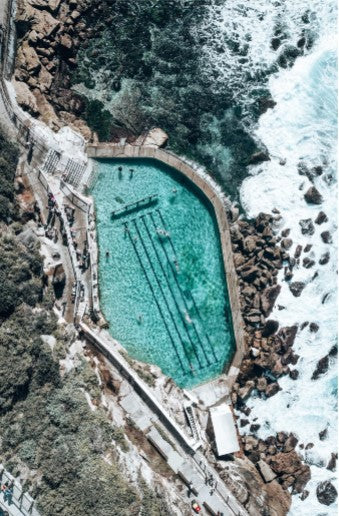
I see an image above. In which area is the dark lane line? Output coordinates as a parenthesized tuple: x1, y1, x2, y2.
(124, 222, 187, 374)
(154, 209, 218, 362)
(132, 218, 202, 370)
(143, 213, 212, 366)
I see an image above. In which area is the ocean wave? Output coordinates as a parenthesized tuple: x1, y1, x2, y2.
(240, 31, 337, 515)
(198, 0, 337, 121)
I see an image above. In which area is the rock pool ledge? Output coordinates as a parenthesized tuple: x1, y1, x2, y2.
(86, 143, 246, 386)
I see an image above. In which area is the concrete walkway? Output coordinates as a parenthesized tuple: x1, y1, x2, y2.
(81, 323, 248, 516)
(0, 466, 39, 516)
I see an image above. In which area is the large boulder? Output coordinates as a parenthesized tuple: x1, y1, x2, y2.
(261, 285, 281, 317)
(289, 282, 305, 297)
(143, 128, 168, 148)
(13, 79, 38, 114)
(321, 231, 332, 244)
(316, 481, 337, 506)
(299, 218, 315, 235)
(32, 90, 61, 131)
(16, 40, 40, 72)
(37, 65, 53, 92)
(315, 211, 328, 224)
(32, 9, 60, 37)
(304, 186, 323, 204)
(248, 151, 270, 164)
(312, 355, 329, 380)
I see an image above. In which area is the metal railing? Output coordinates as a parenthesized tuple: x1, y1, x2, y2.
(0, 466, 40, 516)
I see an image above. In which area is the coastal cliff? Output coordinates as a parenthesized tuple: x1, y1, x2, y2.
(3, 0, 336, 514)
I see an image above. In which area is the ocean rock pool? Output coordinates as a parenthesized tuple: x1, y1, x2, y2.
(91, 158, 235, 388)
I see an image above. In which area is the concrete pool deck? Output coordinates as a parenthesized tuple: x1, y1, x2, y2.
(87, 143, 246, 382)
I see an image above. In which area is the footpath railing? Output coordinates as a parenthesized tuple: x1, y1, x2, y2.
(0, 466, 40, 516)
(79, 323, 248, 516)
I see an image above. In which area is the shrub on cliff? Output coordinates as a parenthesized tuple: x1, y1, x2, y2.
(0, 132, 18, 221)
(0, 127, 170, 514)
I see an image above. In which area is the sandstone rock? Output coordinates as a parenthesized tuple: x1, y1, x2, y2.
(228, 205, 240, 223)
(270, 450, 302, 476)
(327, 453, 337, 472)
(281, 238, 293, 249)
(143, 127, 168, 148)
(241, 266, 259, 282)
(240, 418, 250, 427)
(294, 464, 311, 493)
(284, 433, 298, 452)
(257, 377, 267, 392)
(16, 40, 40, 72)
(277, 432, 288, 444)
(303, 257, 315, 268)
(321, 231, 332, 244)
(319, 251, 330, 265)
(248, 151, 270, 164)
(33, 9, 60, 37)
(316, 481, 337, 506)
(261, 285, 281, 317)
(257, 459, 277, 482)
(329, 344, 338, 357)
(289, 369, 299, 380)
(38, 66, 53, 92)
(294, 244, 302, 258)
(262, 320, 279, 337)
(319, 427, 328, 441)
(309, 322, 319, 333)
(244, 235, 257, 254)
(315, 211, 328, 224)
(30, 0, 61, 12)
(32, 90, 61, 130)
(258, 97, 277, 114)
(244, 435, 259, 452)
(250, 423, 260, 432)
(312, 355, 329, 380)
(278, 324, 298, 351)
(304, 186, 323, 204)
(300, 490, 309, 500)
(239, 380, 255, 400)
(60, 33, 73, 49)
(13, 79, 38, 114)
(289, 281, 305, 297)
(299, 218, 315, 235)
(234, 252, 245, 268)
(265, 382, 280, 398)
(58, 111, 92, 141)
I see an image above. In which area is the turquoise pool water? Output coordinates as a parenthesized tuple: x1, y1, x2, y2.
(91, 158, 235, 388)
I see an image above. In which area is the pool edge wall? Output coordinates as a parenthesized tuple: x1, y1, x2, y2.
(86, 143, 246, 385)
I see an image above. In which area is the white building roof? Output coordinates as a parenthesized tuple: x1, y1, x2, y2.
(210, 404, 240, 456)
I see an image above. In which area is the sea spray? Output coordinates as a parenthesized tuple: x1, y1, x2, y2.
(240, 33, 337, 514)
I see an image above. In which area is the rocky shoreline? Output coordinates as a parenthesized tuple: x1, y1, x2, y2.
(227, 203, 337, 506)
(10, 0, 336, 511)
(227, 209, 312, 500)
(14, 0, 99, 139)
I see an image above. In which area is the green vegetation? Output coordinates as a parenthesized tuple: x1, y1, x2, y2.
(83, 98, 114, 141)
(0, 130, 19, 221)
(0, 128, 171, 514)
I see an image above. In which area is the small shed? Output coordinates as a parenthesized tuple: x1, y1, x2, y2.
(210, 404, 240, 456)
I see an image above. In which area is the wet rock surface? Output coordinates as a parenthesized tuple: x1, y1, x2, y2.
(316, 481, 338, 506)
(304, 186, 323, 204)
(228, 211, 311, 497)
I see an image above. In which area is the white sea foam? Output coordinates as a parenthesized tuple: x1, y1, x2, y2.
(199, 0, 337, 119)
(239, 31, 337, 515)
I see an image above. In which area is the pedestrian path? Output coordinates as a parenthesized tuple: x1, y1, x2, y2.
(0, 466, 39, 516)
